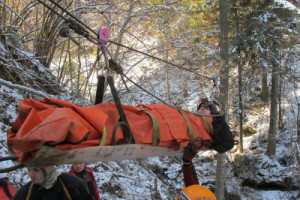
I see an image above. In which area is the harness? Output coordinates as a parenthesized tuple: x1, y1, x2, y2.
(26, 178, 71, 200)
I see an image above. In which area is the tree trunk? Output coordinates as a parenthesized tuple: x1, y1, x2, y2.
(234, 0, 243, 153)
(278, 66, 284, 131)
(261, 69, 269, 102)
(297, 104, 300, 198)
(266, 31, 280, 158)
(216, 154, 226, 199)
(238, 60, 243, 153)
(266, 66, 279, 158)
(165, 50, 171, 104)
(215, 0, 230, 199)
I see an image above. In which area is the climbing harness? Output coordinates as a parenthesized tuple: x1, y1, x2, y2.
(25, 179, 72, 200)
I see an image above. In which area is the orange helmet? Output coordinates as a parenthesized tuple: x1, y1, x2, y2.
(175, 185, 216, 200)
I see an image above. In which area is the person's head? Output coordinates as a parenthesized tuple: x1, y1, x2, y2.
(197, 97, 210, 114)
(197, 99, 218, 116)
(28, 166, 55, 185)
(197, 100, 213, 115)
(197, 104, 211, 115)
(176, 185, 216, 200)
(72, 163, 86, 173)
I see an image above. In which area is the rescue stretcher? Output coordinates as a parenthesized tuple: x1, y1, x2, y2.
(5, 98, 213, 167)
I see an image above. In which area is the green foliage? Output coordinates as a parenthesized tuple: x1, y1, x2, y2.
(179, 0, 218, 30)
(243, 125, 257, 137)
(148, 0, 166, 5)
(172, 0, 219, 57)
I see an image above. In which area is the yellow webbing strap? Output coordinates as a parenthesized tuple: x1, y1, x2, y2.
(135, 107, 160, 146)
(179, 110, 194, 140)
(25, 179, 72, 200)
(201, 116, 214, 136)
(99, 126, 107, 146)
(59, 178, 72, 200)
(26, 182, 34, 200)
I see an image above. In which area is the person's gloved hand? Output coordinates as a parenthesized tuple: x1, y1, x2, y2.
(182, 137, 204, 164)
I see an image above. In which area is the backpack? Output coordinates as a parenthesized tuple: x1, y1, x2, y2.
(0, 177, 17, 200)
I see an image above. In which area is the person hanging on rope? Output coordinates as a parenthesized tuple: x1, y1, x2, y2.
(13, 166, 93, 200)
(176, 99, 234, 200)
(69, 163, 101, 200)
(197, 97, 234, 154)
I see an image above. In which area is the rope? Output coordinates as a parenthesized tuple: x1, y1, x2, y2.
(107, 76, 135, 144)
(121, 73, 223, 117)
(36, 0, 67, 21)
(38, 0, 213, 80)
(108, 40, 213, 80)
(37, 0, 222, 117)
(58, 21, 80, 46)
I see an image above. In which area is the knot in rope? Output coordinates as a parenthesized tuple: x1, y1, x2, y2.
(66, 19, 89, 37)
(109, 59, 123, 74)
(59, 22, 70, 38)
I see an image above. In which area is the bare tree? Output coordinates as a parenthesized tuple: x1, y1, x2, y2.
(232, 0, 244, 153)
(215, 0, 230, 199)
(261, 68, 269, 102)
(266, 29, 280, 158)
(297, 103, 300, 198)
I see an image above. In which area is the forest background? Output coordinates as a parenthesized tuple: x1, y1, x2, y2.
(0, 0, 300, 199)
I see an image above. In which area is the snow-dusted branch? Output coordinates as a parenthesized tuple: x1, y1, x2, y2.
(0, 78, 53, 98)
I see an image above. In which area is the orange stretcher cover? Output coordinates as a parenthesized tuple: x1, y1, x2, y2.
(7, 98, 213, 164)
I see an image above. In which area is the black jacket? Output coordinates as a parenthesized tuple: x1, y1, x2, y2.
(14, 173, 93, 200)
(211, 115, 234, 153)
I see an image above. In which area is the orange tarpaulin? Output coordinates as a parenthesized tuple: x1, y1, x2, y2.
(7, 98, 213, 164)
